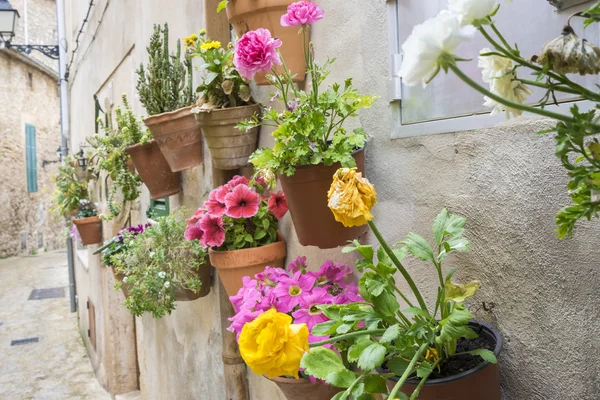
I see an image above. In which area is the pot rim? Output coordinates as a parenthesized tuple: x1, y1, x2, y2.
(208, 231, 285, 257)
(191, 102, 261, 115)
(388, 320, 502, 386)
(72, 215, 101, 225)
(124, 140, 157, 152)
(280, 144, 366, 172)
(268, 376, 315, 385)
(143, 105, 196, 125)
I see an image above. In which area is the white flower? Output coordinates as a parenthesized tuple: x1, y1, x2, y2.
(122, 277, 128, 283)
(399, 11, 475, 88)
(478, 48, 512, 82)
(164, 281, 170, 288)
(158, 271, 166, 279)
(149, 251, 155, 258)
(448, 0, 497, 25)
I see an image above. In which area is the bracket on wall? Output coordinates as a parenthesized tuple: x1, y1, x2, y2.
(547, 0, 591, 10)
(4, 43, 59, 59)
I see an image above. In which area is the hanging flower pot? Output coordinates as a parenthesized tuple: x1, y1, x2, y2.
(193, 104, 261, 170)
(124, 140, 182, 200)
(386, 321, 503, 400)
(268, 377, 342, 400)
(225, 0, 308, 85)
(278, 147, 367, 249)
(174, 262, 213, 300)
(144, 106, 204, 172)
(72, 216, 103, 246)
(209, 233, 287, 297)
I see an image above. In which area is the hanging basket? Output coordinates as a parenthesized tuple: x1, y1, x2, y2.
(72, 216, 103, 245)
(225, 0, 308, 85)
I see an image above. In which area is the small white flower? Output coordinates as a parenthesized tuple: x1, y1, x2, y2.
(164, 281, 170, 288)
(149, 251, 155, 258)
(158, 271, 166, 279)
(122, 277, 128, 283)
(129, 240, 135, 246)
(448, 0, 497, 25)
(399, 11, 475, 88)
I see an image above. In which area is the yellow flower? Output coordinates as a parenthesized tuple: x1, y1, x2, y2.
(182, 34, 198, 50)
(327, 168, 377, 227)
(425, 347, 439, 363)
(199, 29, 206, 35)
(201, 40, 222, 51)
(239, 309, 309, 379)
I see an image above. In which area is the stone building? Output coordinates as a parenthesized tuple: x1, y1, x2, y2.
(65, 0, 600, 399)
(0, 0, 63, 258)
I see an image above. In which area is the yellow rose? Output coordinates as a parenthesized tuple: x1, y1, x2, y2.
(239, 309, 309, 379)
(327, 168, 377, 227)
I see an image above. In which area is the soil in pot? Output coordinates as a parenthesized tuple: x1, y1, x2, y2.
(193, 104, 261, 170)
(278, 147, 367, 249)
(209, 233, 287, 297)
(226, 0, 308, 85)
(386, 321, 502, 400)
(125, 140, 182, 200)
(72, 216, 103, 245)
(269, 376, 342, 400)
(144, 106, 203, 172)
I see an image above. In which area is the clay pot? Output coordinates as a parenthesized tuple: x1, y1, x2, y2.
(72, 216, 103, 245)
(226, 0, 308, 85)
(278, 147, 367, 249)
(269, 377, 342, 400)
(144, 106, 203, 172)
(386, 321, 502, 400)
(193, 104, 261, 170)
(111, 268, 132, 298)
(124, 140, 182, 200)
(208, 233, 287, 297)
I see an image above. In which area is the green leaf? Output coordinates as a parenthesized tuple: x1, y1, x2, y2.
(416, 361, 433, 379)
(402, 232, 434, 262)
(402, 307, 430, 318)
(433, 208, 450, 245)
(348, 336, 374, 362)
(253, 230, 267, 240)
(445, 280, 480, 303)
(364, 374, 388, 394)
(365, 274, 388, 297)
(300, 347, 346, 380)
(445, 214, 466, 238)
(387, 358, 410, 376)
(371, 290, 400, 319)
(342, 241, 374, 262)
(379, 324, 401, 344)
(204, 72, 219, 85)
(312, 320, 342, 336)
(436, 307, 477, 346)
(216, 0, 227, 12)
(326, 369, 356, 388)
(357, 343, 386, 371)
(466, 349, 497, 363)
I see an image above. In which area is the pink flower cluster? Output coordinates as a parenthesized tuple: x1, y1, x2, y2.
(280, 1, 324, 27)
(229, 257, 362, 343)
(184, 176, 288, 249)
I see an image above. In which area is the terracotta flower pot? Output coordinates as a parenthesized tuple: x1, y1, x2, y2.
(124, 140, 182, 200)
(269, 377, 342, 400)
(72, 216, 103, 245)
(209, 232, 287, 297)
(278, 147, 367, 249)
(226, 0, 308, 85)
(144, 106, 203, 172)
(193, 104, 261, 170)
(386, 321, 502, 400)
(112, 268, 132, 298)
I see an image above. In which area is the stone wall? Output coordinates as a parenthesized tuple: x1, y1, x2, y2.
(0, 48, 63, 258)
(65, 1, 600, 399)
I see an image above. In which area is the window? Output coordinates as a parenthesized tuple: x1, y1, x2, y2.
(25, 124, 38, 193)
(147, 198, 170, 219)
(388, 0, 599, 138)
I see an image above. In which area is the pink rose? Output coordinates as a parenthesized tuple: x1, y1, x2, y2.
(234, 28, 282, 80)
(280, 1, 324, 27)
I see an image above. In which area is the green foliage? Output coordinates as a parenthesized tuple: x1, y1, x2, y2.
(246, 39, 376, 177)
(51, 157, 88, 218)
(87, 95, 145, 220)
(75, 199, 98, 219)
(112, 210, 207, 319)
(136, 24, 195, 116)
(186, 30, 253, 109)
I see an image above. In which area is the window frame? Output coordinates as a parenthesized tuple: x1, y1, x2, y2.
(147, 198, 170, 219)
(25, 123, 38, 193)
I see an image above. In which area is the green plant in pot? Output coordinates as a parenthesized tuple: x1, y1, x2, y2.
(51, 157, 88, 218)
(72, 200, 103, 246)
(236, 3, 376, 248)
(185, 30, 261, 170)
(136, 23, 201, 173)
(112, 210, 212, 318)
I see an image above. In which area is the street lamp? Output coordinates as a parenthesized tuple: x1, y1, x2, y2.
(0, 0, 58, 59)
(56, 146, 63, 161)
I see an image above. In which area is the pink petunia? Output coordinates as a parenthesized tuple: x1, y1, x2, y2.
(204, 191, 227, 217)
(288, 256, 308, 273)
(229, 277, 263, 313)
(268, 191, 288, 219)
(224, 184, 260, 219)
(255, 266, 288, 285)
(333, 282, 363, 304)
(184, 221, 204, 242)
(227, 308, 264, 338)
(213, 186, 231, 203)
(310, 260, 352, 286)
(272, 271, 316, 313)
(199, 214, 226, 247)
(291, 287, 334, 330)
(280, 1, 324, 27)
(227, 175, 250, 189)
(186, 208, 205, 227)
(234, 28, 282, 80)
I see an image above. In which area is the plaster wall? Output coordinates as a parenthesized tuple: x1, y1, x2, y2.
(65, 1, 600, 400)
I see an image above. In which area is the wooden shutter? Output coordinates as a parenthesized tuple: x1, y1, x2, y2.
(87, 299, 96, 351)
(147, 197, 170, 218)
(25, 124, 38, 193)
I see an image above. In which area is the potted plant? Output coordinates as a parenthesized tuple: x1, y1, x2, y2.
(229, 259, 361, 400)
(217, 0, 312, 85)
(184, 175, 288, 296)
(289, 169, 501, 400)
(72, 200, 103, 246)
(184, 30, 261, 170)
(51, 158, 88, 218)
(112, 210, 212, 318)
(136, 24, 201, 173)
(236, 4, 376, 248)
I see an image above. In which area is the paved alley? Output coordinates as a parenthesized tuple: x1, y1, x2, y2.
(0, 250, 110, 400)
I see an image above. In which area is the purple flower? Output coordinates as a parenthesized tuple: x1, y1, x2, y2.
(280, 1, 324, 27)
(287, 99, 300, 112)
(272, 271, 316, 313)
(255, 266, 288, 285)
(270, 92, 281, 102)
(333, 282, 363, 304)
(310, 260, 352, 286)
(229, 277, 262, 313)
(227, 308, 264, 338)
(234, 28, 282, 80)
(291, 287, 334, 330)
(288, 256, 308, 273)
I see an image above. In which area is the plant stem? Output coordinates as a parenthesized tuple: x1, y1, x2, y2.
(368, 221, 430, 314)
(447, 63, 574, 123)
(489, 22, 513, 52)
(308, 329, 386, 347)
(392, 285, 415, 308)
(409, 358, 442, 400)
(518, 79, 581, 96)
(387, 343, 428, 400)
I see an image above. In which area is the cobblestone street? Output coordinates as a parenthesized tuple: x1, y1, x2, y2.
(0, 250, 110, 400)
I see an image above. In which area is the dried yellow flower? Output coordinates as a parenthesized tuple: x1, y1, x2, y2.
(327, 168, 377, 228)
(535, 25, 600, 75)
(221, 80, 234, 95)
